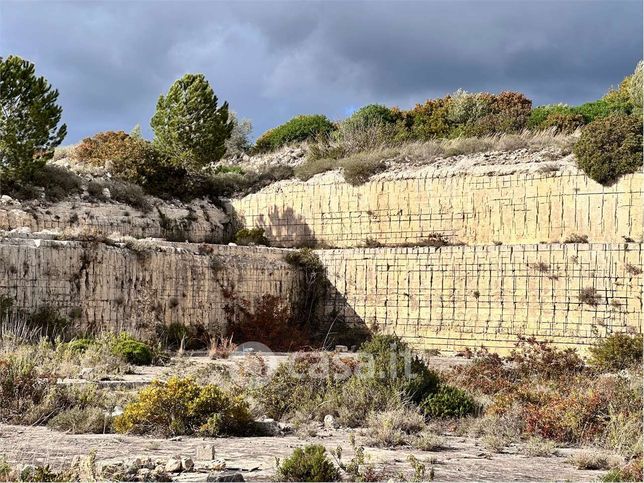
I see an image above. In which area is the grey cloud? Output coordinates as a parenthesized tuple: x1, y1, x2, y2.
(0, 0, 641, 143)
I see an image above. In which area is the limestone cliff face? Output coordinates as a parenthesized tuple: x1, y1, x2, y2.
(0, 238, 302, 337)
(317, 244, 643, 354)
(232, 170, 643, 248)
(0, 198, 231, 243)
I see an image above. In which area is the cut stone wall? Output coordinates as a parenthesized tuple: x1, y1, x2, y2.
(317, 243, 643, 354)
(0, 199, 230, 243)
(233, 172, 643, 247)
(0, 238, 302, 336)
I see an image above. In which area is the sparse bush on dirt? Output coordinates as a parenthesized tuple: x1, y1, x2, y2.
(365, 407, 425, 447)
(342, 155, 386, 185)
(113, 376, 252, 436)
(276, 444, 340, 482)
(109, 332, 154, 365)
(568, 451, 621, 471)
(589, 333, 643, 372)
(420, 384, 477, 418)
(521, 436, 557, 457)
(47, 404, 111, 434)
(413, 430, 446, 451)
(155, 322, 211, 351)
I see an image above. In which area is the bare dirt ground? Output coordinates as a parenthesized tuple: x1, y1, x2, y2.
(0, 423, 607, 482)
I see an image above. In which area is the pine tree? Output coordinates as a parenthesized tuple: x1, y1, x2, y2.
(151, 74, 233, 168)
(0, 55, 67, 179)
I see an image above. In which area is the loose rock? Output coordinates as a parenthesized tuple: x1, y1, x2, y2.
(195, 444, 216, 461)
(207, 471, 245, 482)
(165, 457, 182, 473)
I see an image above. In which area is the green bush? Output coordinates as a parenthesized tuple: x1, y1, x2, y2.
(473, 91, 532, 134)
(420, 384, 477, 418)
(408, 97, 452, 139)
(257, 356, 335, 420)
(0, 164, 83, 202)
(345, 104, 396, 129)
(528, 104, 585, 132)
(66, 338, 94, 354)
(589, 333, 643, 372)
(151, 73, 233, 168)
(110, 333, 153, 365)
(294, 157, 338, 181)
(47, 406, 110, 434)
(0, 56, 67, 180)
(276, 444, 340, 482)
(328, 376, 405, 428)
(573, 114, 642, 185)
(358, 334, 439, 404)
(254, 115, 335, 152)
(575, 98, 631, 123)
(113, 376, 252, 436)
(234, 227, 269, 246)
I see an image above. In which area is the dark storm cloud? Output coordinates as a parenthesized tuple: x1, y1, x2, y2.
(1, 0, 641, 143)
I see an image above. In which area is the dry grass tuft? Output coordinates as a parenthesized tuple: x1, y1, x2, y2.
(209, 335, 237, 359)
(522, 437, 557, 457)
(567, 451, 622, 470)
(365, 406, 426, 447)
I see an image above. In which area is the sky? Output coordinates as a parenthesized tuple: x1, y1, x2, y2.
(1, 0, 642, 144)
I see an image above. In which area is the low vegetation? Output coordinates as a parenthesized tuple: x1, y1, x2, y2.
(446, 335, 643, 460)
(276, 444, 340, 482)
(0, 320, 642, 481)
(113, 376, 252, 436)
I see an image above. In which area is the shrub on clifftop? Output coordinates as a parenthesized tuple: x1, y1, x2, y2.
(254, 115, 335, 152)
(573, 114, 642, 185)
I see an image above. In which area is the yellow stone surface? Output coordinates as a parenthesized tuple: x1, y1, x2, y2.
(233, 172, 644, 247)
(316, 244, 643, 354)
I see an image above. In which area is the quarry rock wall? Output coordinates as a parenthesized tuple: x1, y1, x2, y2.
(1, 162, 643, 354)
(0, 238, 302, 336)
(317, 243, 643, 353)
(232, 171, 643, 247)
(0, 199, 231, 243)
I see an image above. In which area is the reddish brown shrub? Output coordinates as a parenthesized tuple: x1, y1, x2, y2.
(508, 336, 585, 380)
